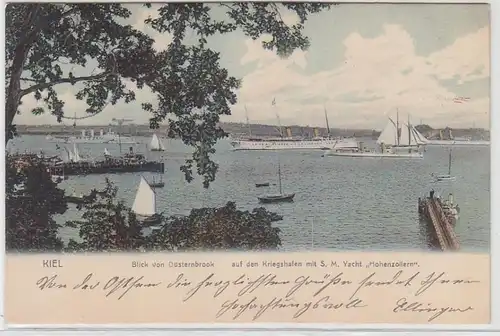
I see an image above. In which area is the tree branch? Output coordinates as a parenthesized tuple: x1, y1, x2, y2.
(20, 71, 111, 97)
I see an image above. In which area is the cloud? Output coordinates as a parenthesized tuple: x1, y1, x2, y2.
(426, 27, 490, 83)
(14, 7, 489, 130)
(224, 24, 490, 129)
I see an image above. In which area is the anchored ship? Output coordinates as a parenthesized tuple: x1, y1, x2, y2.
(425, 129, 489, 146)
(230, 104, 358, 151)
(325, 112, 425, 159)
(46, 128, 138, 144)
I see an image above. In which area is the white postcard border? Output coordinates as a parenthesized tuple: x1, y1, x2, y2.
(0, 0, 498, 333)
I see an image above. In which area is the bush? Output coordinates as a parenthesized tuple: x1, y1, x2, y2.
(5, 155, 67, 252)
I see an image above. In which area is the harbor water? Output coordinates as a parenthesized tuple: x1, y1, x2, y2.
(7, 135, 490, 252)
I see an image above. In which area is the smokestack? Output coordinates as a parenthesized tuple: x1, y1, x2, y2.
(100, 129, 104, 137)
(286, 127, 292, 138)
(90, 129, 95, 138)
(313, 128, 319, 137)
(81, 130, 86, 137)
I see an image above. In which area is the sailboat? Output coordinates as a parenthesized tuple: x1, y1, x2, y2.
(433, 149, 456, 181)
(104, 148, 111, 157)
(325, 113, 423, 158)
(257, 160, 295, 203)
(149, 133, 165, 152)
(72, 143, 82, 162)
(131, 176, 162, 225)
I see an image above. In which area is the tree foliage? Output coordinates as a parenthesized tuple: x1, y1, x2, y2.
(64, 180, 282, 252)
(147, 201, 282, 251)
(65, 179, 146, 252)
(6, 2, 331, 188)
(5, 155, 67, 252)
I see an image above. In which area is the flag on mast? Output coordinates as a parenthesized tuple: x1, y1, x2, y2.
(272, 98, 276, 106)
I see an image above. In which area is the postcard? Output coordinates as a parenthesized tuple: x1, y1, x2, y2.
(4, 1, 491, 327)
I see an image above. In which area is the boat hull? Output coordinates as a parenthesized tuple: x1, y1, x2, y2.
(150, 182, 165, 188)
(138, 214, 162, 227)
(255, 183, 270, 188)
(231, 138, 358, 151)
(47, 136, 138, 144)
(258, 193, 295, 203)
(325, 151, 423, 158)
(425, 140, 489, 146)
(150, 148, 165, 152)
(52, 161, 165, 175)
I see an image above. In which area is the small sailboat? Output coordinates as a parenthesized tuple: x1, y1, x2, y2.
(104, 148, 111, 157)
(132, 176, 162, 225)
(149, 133, 165, 152)
(149, 175, 165, 188)
(72, 142, 82, 162)
(433, 149, 456, 181)
(258, 160, 295, 203)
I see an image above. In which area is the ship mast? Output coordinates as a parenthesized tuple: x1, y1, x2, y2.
(407, 114, 411, 146)
(324, 106, 331, 137)
(396, 108, 400, 146)
(278, 158, 282, 195)
(244, 105, 252, 137)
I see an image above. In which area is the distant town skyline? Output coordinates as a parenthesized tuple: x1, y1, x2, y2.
(17, 3, 490, 130)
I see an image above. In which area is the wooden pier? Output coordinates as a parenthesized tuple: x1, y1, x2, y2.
(418, 194, 460, 251)
(50, 160, 164, 176)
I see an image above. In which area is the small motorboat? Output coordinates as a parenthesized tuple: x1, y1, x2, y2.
(255, 182, 270, 188)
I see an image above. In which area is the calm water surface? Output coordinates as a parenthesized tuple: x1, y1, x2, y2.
(7, 135, 490, 252)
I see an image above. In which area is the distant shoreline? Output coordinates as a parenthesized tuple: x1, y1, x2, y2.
(13, 122, 489, 140)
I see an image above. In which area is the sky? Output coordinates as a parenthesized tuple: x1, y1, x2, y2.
(16, 3, 490, 130)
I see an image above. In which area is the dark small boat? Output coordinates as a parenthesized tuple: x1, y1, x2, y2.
(149, 175, 165, 188)
(150, 181, 165, 188)
(141, 213, 162, 226)
(257, 160, 295, 204)
(255, 182, 270, 188)
(66, 195, 90, 205)
(258, 193, 295, 203)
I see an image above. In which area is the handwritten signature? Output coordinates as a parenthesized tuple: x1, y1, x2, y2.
(34, 269, 481, 322)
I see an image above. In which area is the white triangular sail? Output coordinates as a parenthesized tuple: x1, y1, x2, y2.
(400, 123, 420, 146)
(63, 146, 74, 162)
(150, 133, 165, 150)
(376, 119, 399, 145)
(131, 176, 156, 216)
(411, 126, 429, 144)
(104, 148, 111, 156)
(72, 143, 81, 162)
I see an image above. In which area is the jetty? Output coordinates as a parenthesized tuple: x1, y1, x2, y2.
(49, 159, 164, 176)
(10, 149, 164, 177)
(418, 191, 460, 251)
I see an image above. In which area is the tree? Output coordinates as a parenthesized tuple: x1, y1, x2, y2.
(65, 180, 282, 252)
(5, 155, 67, 252)
(6, 3, 332, 188)
(65, 179, 146, 252)
(147, 202, 283, 251)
